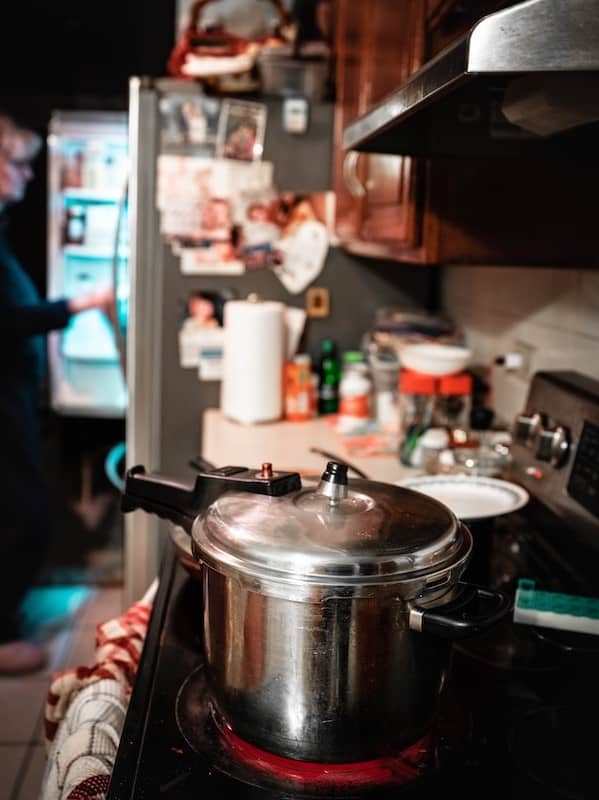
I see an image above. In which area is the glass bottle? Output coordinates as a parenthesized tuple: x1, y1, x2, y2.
(317, 338, 341, 415)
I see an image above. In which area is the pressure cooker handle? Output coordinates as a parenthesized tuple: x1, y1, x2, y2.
(122, 464, 302, 534)
(121, 467, 201, 533)
(409, 583, 512, 640)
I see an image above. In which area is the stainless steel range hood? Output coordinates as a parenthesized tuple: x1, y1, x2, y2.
(343, 0, 599, 157)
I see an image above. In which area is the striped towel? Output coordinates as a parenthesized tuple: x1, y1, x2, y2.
(41, 581, 158, 800)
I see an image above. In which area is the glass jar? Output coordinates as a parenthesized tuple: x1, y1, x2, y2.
(368, 348, 400, 433)
(435, 373, 473, 435)
(398, 370, 438, 467)
(317, 338, 341, 415)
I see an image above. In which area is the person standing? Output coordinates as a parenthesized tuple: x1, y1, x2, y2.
(0, 113, 114, 674)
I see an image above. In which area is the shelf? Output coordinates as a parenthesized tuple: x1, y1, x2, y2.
(62, 187, 122, 203)
(63, 244, 129, 259)
(62, 309, 119, 361)
(52, 399, 126, 419)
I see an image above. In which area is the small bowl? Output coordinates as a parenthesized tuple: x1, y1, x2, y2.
(453, 445, 512, 478)
(400, 344, 471, 376)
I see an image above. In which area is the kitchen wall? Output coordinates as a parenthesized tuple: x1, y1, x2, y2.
(443, 266, 599, 425)
(158, 97, 438, 479)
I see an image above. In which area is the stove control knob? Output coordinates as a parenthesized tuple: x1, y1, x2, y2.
(535, 425, 570, 468)
(514, 411, 546, 446)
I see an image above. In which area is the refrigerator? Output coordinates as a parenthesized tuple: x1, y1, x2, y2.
(47, 111, 129, 418)
(125, 77, 435, 604)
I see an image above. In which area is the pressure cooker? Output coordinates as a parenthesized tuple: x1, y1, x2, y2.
(123, 460, 510, 762)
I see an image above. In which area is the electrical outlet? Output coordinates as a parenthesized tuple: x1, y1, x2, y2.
(512, 339, 535, 378)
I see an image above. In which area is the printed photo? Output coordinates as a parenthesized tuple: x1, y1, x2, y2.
(156, 155, 273, 273)
(235, 190, 335, 291)
(159, 93, 221, 151)
(216, 99, 267, 162)
(178, 288, 235, 371)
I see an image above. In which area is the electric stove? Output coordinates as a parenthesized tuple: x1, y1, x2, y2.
(108, 372, 599, 800)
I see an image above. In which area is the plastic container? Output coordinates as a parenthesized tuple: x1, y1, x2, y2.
(337, 352, 372, 434)
(257, 54, 330, 101)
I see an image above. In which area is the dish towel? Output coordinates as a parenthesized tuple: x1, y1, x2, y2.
(41, 580, 158, 800)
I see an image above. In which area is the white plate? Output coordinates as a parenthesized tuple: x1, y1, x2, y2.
(395, 475, 529, 520)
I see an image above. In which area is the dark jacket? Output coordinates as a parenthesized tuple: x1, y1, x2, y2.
(0, 225, 71, 385)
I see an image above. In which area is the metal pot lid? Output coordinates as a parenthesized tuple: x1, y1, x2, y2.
(192, 462, 470, 586)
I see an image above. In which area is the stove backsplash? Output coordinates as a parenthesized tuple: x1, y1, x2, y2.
(442, 265, 599, 426)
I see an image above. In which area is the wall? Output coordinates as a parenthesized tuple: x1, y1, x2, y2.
(157, 96, 438, 479)
(443, 266, 599, 425)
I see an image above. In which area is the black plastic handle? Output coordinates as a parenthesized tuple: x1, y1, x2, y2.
(122, 464, 302, 535)
(412, 583, 512, 640)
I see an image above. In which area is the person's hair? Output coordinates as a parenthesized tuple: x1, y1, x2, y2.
(0, 112, 42, 160)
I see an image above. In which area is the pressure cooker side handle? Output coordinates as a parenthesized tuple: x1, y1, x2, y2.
(409, 583, 512, 640)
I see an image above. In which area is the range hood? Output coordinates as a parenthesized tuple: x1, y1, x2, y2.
(343, 0, 599, 157)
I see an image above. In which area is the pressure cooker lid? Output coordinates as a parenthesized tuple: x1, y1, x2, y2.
(192, 462, 470, 586)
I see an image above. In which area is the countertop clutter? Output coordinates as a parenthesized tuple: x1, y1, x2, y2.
(202, 408, 413, 483)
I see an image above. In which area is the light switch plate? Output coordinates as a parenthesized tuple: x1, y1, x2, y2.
(283, 97, 310, 134)
(306, 287, 330, 318)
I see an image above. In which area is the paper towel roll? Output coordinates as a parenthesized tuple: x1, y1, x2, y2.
(221, 299, 285, 424)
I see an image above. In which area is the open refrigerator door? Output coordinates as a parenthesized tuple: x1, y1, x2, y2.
(47, 111, 129, 417)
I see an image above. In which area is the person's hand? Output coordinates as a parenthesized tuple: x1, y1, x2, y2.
(68, 286, 114, 316)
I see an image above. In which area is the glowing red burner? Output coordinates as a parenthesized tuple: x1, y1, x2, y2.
(216, 719, 431, 790)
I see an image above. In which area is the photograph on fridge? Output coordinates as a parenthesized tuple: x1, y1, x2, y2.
(236, 190, 336, 292)
(159, 92, 222, 150)
(215, 99, 267, 162)
(156, 154, 273, 274)
(178, 288, 235, 374)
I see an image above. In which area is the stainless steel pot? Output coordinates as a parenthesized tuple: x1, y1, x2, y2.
(123, 461, 510, 762)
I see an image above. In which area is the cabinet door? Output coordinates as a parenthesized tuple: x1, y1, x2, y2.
(333, 0, 368, 241)
(334, 0, 426, 258)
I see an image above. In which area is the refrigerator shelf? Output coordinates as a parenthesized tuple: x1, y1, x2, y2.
(62, 187, 122, 203)
(63, 244, 129, 260)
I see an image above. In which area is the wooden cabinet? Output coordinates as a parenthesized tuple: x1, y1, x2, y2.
(334, 0, 599, 267)
(333, 0, 425, 260)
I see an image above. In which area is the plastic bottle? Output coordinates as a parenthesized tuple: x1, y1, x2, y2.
(284, 354, 312, 422)
(337, 351, 372, 434)
(317, 339, 341, 415)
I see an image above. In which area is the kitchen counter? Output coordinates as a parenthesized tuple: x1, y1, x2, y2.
(202, 409, 416, 483)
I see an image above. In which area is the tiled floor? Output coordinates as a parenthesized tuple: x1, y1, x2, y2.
(0, 587, 123, 800)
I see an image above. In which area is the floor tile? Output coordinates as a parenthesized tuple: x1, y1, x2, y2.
(76, 588, 124, 629)
(15, 744, 47, 800)
(0, 679, 49, 744)
(63, 626, 98, 672)
(0, 745, 27, 800)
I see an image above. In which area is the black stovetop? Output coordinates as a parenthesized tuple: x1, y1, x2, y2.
(107, 513, 599, 800)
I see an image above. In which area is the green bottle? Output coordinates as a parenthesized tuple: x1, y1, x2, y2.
(317, 338, 341, 415)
